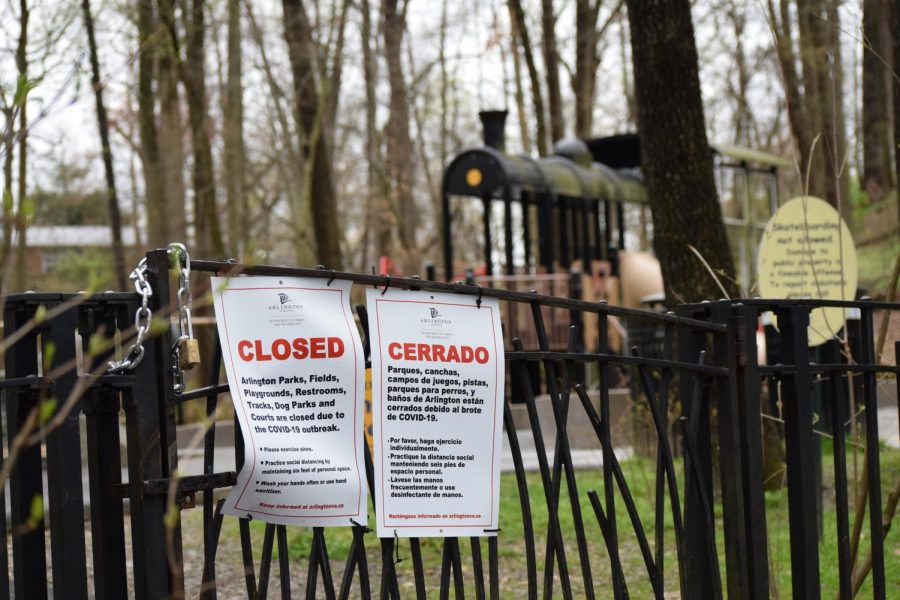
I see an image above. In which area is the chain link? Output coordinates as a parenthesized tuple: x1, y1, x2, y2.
(169, 243, 193, 393)
(108, 257, 153, 373)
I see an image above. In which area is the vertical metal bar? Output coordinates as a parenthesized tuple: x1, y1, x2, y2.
(277, 525, 292, 600)
(532, 324, 594, 599)
(236, 426, 257, 597)
(42, 300, 89, 600)
(257, 524, 275, 600)
(676, 307, 716, 598)
(522, 198, 532, 270)
(3, 300, 47, 600)
(824, 340, 852, 599)
(488, 536, 499, 600)
(859, 308, 885, 597)
(439, 540, 452, 600)
(80, 303, 127, 600)
(470, 537, 485, 600)
(591, 203, 602, 262)
(502, 400, 537, 600)
(597, 309, 625, 596)
(0, 391, 7, 600)
(442, 190, 453, 281)
(200, 339, 223, 600)
(538, 192, 554, 270)
(143, 249, 185, 597)
(558, 201, 570, 267)
(409, 538, 427, 599)
(580, 202, 590, 266)
(729, 303, 770, 598)
(482, 195, 493, 276)
(774, 305, 821, 599)
(511, 336, 573, 600)
(504, 189, 514, 275)
(574, 385, 661, 597)
(448, 537, 465, 599)
(306, 530, 321, 600)
(314, 528, 337, 600)
(616, 202, 626, 250)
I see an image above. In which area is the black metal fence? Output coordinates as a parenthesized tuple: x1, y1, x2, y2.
(0, 248, 895, 598)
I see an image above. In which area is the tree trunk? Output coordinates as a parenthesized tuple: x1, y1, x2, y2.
(245, 0, 315, 264)
(1, 113, 14, 295)
(282, 0, 343, 270)
(768, 0, 817, 188)
(509, 7, 532, 152)
(13, 0, 29, 291)
(573, 0, 600, 138)
(224, 0, 246, 259)
(137, 0, 167, 248)
(82, 0, 127, 290)
(541, 0, 565, 142)
(183, 0, 225, 259)
(625, 0, 739, 303)
(382, 0, 417, 270)
(893, 0, 900, 236)
(509, 0, 548, 155)
(862, 0, 894, 203)
(158, 0, 187, 243)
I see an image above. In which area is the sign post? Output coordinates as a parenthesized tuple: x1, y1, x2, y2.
(212, 276, 367, 526)
(367, 288, 505, 538)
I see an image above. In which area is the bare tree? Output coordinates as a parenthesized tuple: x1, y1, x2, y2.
(382, 0, 418, 271)
(509, 0, 548, 155)
(158, 0, 187, 243)
(137, 0, 167, 248)
(224, 0, 246, 259)
(625, 0, 739, 303)
(862, 0, 895, 203)
(181, 0, 225, 258)
(541, 0, 564, 141)
(282, 0, 343, 269)
(13, 0, 29, 291)
(82, 0, 127, 289)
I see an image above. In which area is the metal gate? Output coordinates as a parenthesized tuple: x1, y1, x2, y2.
(0, 247, 895, 598)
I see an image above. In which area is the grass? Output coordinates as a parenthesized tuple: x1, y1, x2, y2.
(198, 441, 899, 597)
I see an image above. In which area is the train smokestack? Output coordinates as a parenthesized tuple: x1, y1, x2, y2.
(479, 110, 508, 152)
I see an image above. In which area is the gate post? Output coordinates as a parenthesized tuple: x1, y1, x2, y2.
(775, 304, 821, 598)
(123, 248, 185, 599)
(3, 295, 49, 600)
(675, 304, 715, 599)
(723, 302, 769, 598)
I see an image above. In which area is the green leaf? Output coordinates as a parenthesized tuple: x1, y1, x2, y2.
(38, 397, 57, 425)
(2, 188, 12, 214)
(88, 332, 108, 356)
(13, 74, 37, 108)
(28, 494, 44, 528)
(42, 341, 56, 372)
(33, 304, 47, 324)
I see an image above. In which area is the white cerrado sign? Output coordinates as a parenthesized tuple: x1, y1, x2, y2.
(367, 288, 505, 538)
(212, 276, 367, 526)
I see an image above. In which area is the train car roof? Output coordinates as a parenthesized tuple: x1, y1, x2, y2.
(586, 133, 790, 169)
(443, 145, 648, 204)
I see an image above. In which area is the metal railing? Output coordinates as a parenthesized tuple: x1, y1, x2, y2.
(0, 248, 895, 599)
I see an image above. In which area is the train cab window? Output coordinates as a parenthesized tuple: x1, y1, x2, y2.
(716, 166, 747, 224)
(749, 172, 777, 227)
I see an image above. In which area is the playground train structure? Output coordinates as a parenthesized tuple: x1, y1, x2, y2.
(440, 110, 788, 355)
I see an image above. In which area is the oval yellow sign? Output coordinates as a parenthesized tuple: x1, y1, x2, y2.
(757, 196, 857, 346)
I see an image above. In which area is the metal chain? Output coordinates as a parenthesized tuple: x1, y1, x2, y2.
(170, 243, 193, 393)
(108, 257, 153, 373)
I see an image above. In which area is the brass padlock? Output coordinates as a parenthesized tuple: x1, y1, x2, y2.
(178, 338, 201, 370)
